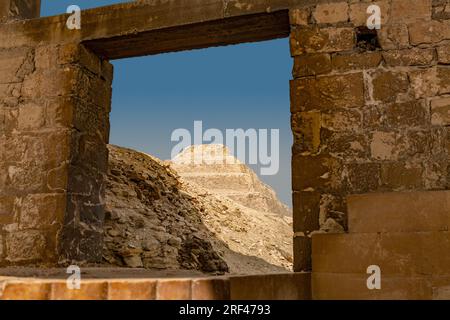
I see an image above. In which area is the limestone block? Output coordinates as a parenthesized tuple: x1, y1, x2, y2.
(0, 48, 34, 84)
(313, 231, 450, 275)
(290, 73, 365, 112)
(370, 131, 409, 161)
(292, 191, 320, 232)
(431, 96, 450, 125)
(290, 26, 355, 55)
(291, 111, 321, 153)
(346, 162, 381, 193)
(321, 108, 362, 132)
(5, 230, 46, 262)
(19, 193, 66, 230)
(383, 48, 436, 67)
(377, 24, 410, 49)
(409, 20, 450, 45)
(292, 154, 343, 192)
(313, 2, 349, 24)
(331, 52, 382, 71)
(293, 53, 331, 77)
(390, 0, 432, 23)
(289, 8, 309, 25)
(370, 70, 409, 103)
(380, 162, 423, 189)
(107, 280, 157, 300)
(0, 195, 16, 224)
(437, 45, 450, 64)
(347, 190, 450, 233)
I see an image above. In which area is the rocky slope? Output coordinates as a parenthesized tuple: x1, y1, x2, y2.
(103, 145, 293, 274)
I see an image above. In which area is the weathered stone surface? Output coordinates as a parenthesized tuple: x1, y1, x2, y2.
(323, 130, 369, 160)
(438, 45, 450, 64)
(292, 111, 321, 153)
(289, 7, 309, 25)
(381, 162, 423, 190)
(107, 280, 157, 300)
(292, 154, 343, 192)
(290, 26, 355, 55)
(0, 48, 34, 84)
(370, 132, 408, 160)
(347, 162, 381, 193)
(0, 196, 16, 225)
(313, 231, 450, 275)
(410, 67, 450, 98)
(192, 278, 230, 300)
(321, 108, 362, 132)
(432, 0, 450, 20)
(390, 0, 432, 23)
(0, 0, 41, 22)
(332, 52, 382, 71)
(348, 190, 450, 233)
(409, 19, 450, 45)
(312, 2, 348, 24)
(5, 230, 46, 263)
(0, 282, 50, 300)
(19, 194, 65, 230)
(293, 53, 331, 77)
(313, 272, 443, 300)
(383, 48, 436, 67)
(51, 281, 108, 300)
(370, 70, 409, 102)
(377, 24, 410, 49)
(291, 73, 365, 112)
(431, 96, 450, 125)
(385, 100, 429, 128)
(292, 191, 320, 233)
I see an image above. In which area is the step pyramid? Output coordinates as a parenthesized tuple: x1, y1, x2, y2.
(312, 190, 450, 300)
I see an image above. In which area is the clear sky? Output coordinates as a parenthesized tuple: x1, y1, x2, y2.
(41, 1, 293, 206)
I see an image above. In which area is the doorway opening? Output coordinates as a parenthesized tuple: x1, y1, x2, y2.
(103, 39, 294, 275)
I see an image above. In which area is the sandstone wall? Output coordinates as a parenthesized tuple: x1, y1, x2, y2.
(290, 0, 450, 271)
(1, 0, 449, 274)
(0, 43, 112, 265)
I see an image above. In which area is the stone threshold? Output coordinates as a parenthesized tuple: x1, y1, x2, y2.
(0, 270, 311, 300)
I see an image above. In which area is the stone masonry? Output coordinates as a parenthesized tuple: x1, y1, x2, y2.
(290, 0, 450, 271)
(0, 42, 112, 265)
(0, 0, 449, 298)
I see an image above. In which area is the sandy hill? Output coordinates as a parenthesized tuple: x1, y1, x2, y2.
(103, 145, 293, 274)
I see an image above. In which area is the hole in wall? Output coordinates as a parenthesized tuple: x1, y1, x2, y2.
(355, 26, 381, 51)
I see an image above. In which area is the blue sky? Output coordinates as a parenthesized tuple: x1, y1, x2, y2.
(41, 1, 293, 206)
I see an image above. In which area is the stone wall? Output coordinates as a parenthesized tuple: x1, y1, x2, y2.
(1, 0, 449, 274)
(0, 43, 112, 265)
(290, 0, 450, 271)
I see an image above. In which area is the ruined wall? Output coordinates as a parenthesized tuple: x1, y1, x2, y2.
(1, 0, 449, 272)
(0, 43, 112, 265)
(290, 0, 450, 271)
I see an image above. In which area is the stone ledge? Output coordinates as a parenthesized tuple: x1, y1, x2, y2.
(0, 271, 311, 300)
